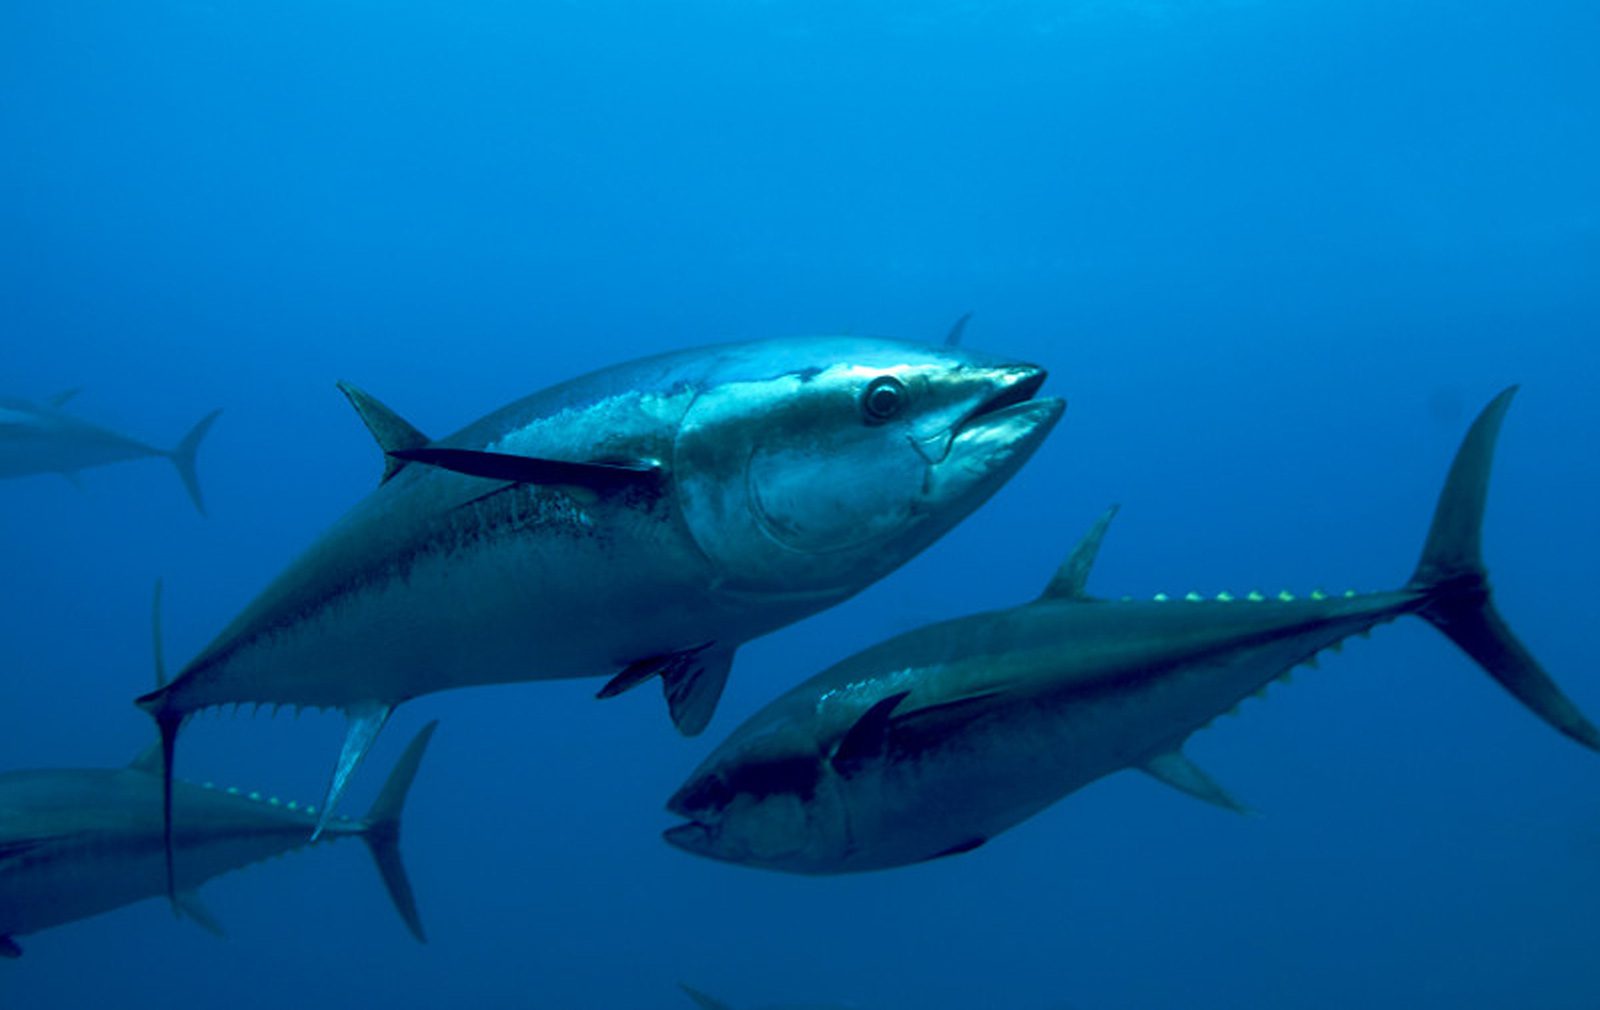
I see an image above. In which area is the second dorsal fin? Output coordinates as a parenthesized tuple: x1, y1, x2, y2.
(337, 381, 430, 483)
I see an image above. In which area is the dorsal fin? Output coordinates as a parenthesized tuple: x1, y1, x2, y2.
(337, 381, 429, 483)
(943, 311, 973, 347)
(1041, 504, 1120, 600)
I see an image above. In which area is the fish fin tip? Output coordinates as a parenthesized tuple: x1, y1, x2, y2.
(175, 889, 226, 938)
(942, 311, 973, 347)
(1141, 749, 1249, 814)
(678, 984, 735, 1010)
(168, 409, 222, 515)
(1041, 504, 1120, 601)
(316, 703, 394, 837)
(663, 645, 735, 737)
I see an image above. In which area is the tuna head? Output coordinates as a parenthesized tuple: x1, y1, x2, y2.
(663, 711, 854, 874)
(673, 338, 1062, 608)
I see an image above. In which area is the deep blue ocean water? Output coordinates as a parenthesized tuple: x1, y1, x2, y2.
(3, 2, 1597, 1008)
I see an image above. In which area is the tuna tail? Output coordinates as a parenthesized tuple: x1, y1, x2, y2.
(360, 721, 438, 943)
(167, 409, 222, 515)
(1408, 386, 1600, 751)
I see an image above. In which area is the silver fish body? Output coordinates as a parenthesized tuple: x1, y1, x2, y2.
(0, 724, 434, 955)
(665, 388, 1599, 874)
(142, 337, 1060, 723)
(135, 336, 1061, 841)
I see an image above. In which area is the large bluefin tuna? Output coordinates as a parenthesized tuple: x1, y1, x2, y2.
(135, 335, 1063, 876)
(0, 390, 220, 514)
(664, 388, 1598, 874)
(0, 723, 436, 958)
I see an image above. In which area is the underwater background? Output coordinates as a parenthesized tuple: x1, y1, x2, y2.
(3, 1, 1597, 1008)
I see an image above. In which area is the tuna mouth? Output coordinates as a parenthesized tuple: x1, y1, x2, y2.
(953, 366, 1054, 440)
(663, 819, 715, 854)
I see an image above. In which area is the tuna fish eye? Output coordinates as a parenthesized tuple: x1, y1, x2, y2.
(861, 376, 907, 423)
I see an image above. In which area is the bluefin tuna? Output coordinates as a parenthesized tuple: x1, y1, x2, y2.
(134, 336, 1063, 882)
(0, 390, 220, 514)
(0, 722, 436, 958)
(664, 387, 1598, 874)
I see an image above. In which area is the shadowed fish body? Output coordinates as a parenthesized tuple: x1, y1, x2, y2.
(0, 392, 220, 514)
(666, 388, 1599, 874)
(135, 335, 1062, 856)
(0, 723, 435, 957)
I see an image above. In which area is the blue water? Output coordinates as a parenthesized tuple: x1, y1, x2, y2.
(3, 2, 1597, 1007)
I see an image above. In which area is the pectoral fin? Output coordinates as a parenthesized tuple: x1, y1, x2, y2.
(831, 691, 911, 775)
(175, 889, 225, 938)
(387, 447, 662, 493)
(1, 935, 21, 958)
(48, 387, 82, 408)
(314, 703, 393, 840)
(1140, 750, 1250, 814)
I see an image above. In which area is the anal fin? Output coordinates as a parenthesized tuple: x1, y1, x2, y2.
(175, 889, 226, 938)
(314, 703, 393, 840)
(1141, 750, 1250, 814)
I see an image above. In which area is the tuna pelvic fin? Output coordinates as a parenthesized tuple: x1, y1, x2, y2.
(1141, 750, 1250, 814)
(1041, 504, 1120, 601)
(168, 409, 222, 516)
(664, 645, 734, 737)
(678, 984, 735, 1010)
(314, 702, 394, 841)
(337, 381, 430, 483)
(387, 446, 663, 493)
(1408, 387, 1600, 752)
(598, 643, 735, 737)
(361, 720, 437, 943)
(1, 935, 21, 959)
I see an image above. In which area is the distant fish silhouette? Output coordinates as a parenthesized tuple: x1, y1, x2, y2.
(0, 390, 220, 514)
(679, 982, 860, 1010)
(666, 388, 1600, 873)
(0, 721, 436, 958)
